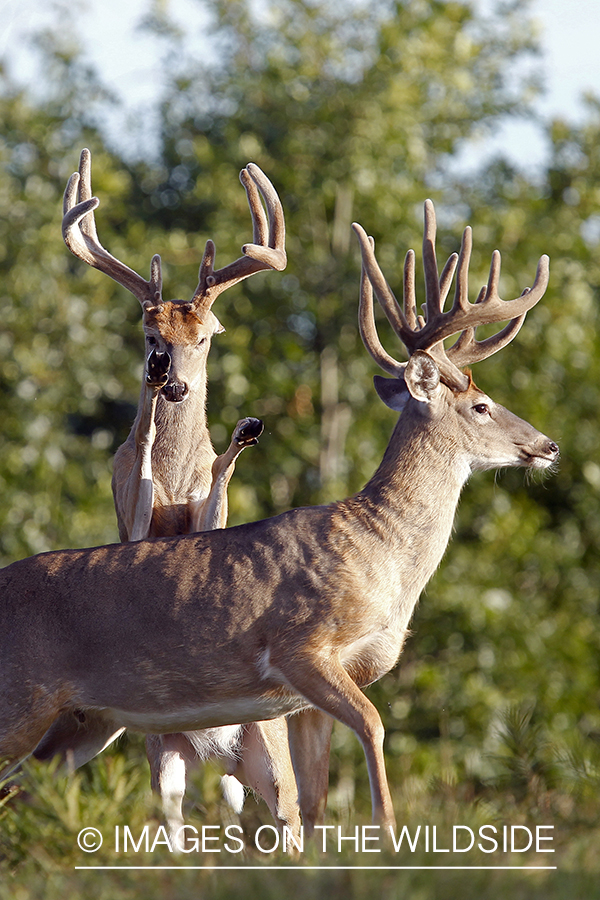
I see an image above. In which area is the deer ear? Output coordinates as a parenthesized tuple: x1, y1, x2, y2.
(404, 351, 441, 402)
(373, 375, 410, 411)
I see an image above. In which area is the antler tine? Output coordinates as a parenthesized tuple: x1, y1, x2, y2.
(352, 222, 414, 349)
(62, 149, 162, 308)
(191, 163, 287, 311)
(402, 250, 418, 332)
(438, 253, 459, 310)
(241, 163, 287, 268)
(422, 199, 442, 320)
(450, 226, 473, 314)
(357, 234, 406, 377)
(447, 314, 527, 367)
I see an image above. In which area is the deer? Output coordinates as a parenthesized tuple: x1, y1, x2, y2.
(30, 149, 305, 842)
(0, 200, 559, 832)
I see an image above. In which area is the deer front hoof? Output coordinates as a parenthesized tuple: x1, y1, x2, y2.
(233, 417, 264, 447)
(146, 349, 171, 388)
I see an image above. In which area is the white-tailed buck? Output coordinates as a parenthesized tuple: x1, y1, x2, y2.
(0, 201, 558, 830)
(32, 149, 303, 841)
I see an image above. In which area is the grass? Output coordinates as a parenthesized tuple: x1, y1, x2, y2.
(2, 712, 600, 898)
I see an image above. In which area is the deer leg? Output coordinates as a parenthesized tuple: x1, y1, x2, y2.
(146, 726, 247, 847)
(146, 733, 195, 850)
(192, 417, 263, 531)
(113, 350, 170, 541)
(229, 719, 301, 838)
(286, 708, 333, 834)
(278, 657, 395, 828)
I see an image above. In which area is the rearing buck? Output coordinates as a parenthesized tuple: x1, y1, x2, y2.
(34, 149, 302, 839)
(62, 148, 285, 542)
(0, 202, 558, 829)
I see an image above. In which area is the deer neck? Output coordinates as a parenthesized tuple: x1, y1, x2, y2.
(351, 409, 469, 594)
(146, 376, 215, 487)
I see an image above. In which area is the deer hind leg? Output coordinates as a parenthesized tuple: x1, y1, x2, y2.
(228, 719, 301, 838)
(286, 708, 333, 834)
(278, 656, 396, 829)
(193, 417, 264, 532)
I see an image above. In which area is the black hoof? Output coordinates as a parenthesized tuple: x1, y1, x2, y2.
(234, 417, 264, 446)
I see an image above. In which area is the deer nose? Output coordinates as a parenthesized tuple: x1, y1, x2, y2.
(162, 381, 189, 403)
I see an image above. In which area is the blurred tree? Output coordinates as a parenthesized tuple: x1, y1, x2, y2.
(0, 53, 163, 562)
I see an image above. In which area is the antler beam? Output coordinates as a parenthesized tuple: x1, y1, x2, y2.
(62, 150, 287, 312)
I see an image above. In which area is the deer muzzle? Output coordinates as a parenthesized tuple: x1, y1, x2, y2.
(519, 435, 559, 469)
(162, 381, 189, 403)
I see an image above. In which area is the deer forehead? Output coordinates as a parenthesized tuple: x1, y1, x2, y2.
(449, 376, 487, 403)
(143, 303, 220, 343)
(445, 381, 495, 418)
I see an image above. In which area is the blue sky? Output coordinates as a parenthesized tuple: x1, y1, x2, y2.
(1, 0, 599, 172)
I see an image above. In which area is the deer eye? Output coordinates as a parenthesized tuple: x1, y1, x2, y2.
(473, 403, 489, 415)
(147, 335, 157, 346)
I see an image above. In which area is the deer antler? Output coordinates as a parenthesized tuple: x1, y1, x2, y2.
(357, 235, 406, 378)
(352, 200, 549, 389)
(62, 150, 286, 312)
(62, 149, 163, 308)
(191, 163, 287, 311)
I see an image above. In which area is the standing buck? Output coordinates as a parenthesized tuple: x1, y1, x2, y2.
(33, 149, 303, 841)
(0, 201, 558, 830)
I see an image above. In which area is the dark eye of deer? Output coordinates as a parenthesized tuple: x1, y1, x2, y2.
(474, 403, 489, 415)
(147, 336, 157, 346)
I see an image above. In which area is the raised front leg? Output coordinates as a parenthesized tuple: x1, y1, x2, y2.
(192, 417, 263, 532)
(113, 350, 170, 541)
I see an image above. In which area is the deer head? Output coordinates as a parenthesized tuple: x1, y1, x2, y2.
(62, 149, 286, 403)
(352, 202, 558, 477)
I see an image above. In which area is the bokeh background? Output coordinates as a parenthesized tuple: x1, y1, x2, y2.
(1, 1, 599, 896)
